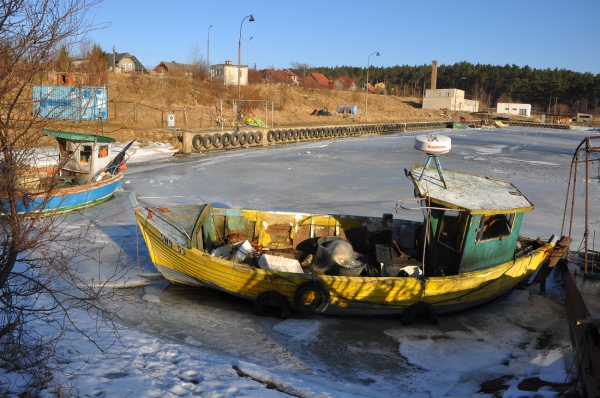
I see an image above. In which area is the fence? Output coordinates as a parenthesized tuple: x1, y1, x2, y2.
(105, 99, 274, 130)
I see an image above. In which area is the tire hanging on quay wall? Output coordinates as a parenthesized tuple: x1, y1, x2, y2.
(255, 131, 264, 143)
(192, 135, 203, 150)
(222, 132, 231, 147)
(230, 132, 240, 146)
(294, 280, 330, 315)
(202, 134, 213, 149)
(239, 132, 247, 145)
(247, 132, 255, 144)
(212, 133, 222, 148)
(267, 130, 275, 142)
(254, 291, 292, 319)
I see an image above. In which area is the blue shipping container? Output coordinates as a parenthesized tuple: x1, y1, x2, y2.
(33, 86, 108, 121)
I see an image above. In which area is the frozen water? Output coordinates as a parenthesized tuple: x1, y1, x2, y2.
(5, 127, 592, 397)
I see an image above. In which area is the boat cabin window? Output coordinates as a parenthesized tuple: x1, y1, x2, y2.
(438, 210, 468, 252)
(98, 145, 109, 158)
(477, 213, 514, 241)
(80, 145, 92, 163)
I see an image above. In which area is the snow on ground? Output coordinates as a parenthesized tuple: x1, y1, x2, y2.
(32, 141, 178, 168)
(3, 127, 593, 397)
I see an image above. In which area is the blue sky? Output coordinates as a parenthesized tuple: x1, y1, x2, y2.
(87, 0, 600, 74)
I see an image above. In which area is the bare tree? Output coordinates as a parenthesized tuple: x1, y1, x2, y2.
(188, 41, 207, 80)
(0, 0, 127, 394)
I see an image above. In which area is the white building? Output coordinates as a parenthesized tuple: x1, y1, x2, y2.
(422, 89, 479, 113)
(496, 103, 531, 117)
(211, 60, 248, 86)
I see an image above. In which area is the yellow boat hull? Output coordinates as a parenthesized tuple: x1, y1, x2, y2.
(134, 207, 553, 316)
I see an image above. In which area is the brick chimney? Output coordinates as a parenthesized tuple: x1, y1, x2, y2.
(431, 60, 437, 90)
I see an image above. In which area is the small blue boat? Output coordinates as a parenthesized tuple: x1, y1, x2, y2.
(4, 130, 134, 215)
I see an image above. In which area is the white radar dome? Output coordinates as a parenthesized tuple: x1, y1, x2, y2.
(414, 134, 451, 154)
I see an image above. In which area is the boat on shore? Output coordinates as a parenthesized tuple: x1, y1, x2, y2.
(2, 130, 134, 215)
(131, 134, 562, 322)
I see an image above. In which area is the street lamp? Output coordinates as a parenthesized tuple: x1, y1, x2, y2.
(238, 14, 255, 99)
(364, 51, 380, 119)
(141, 58, 144, 74)
(247, 36, 253, 69)
(207, 25, 212, 81)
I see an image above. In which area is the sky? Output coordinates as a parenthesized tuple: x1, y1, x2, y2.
(85, 0, 600, 74)
(5, 126, 600, 397)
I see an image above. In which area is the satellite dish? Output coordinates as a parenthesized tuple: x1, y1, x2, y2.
(414, 134, 451, 155)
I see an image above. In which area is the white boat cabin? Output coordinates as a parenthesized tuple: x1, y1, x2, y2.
(43, 130, 116, 185)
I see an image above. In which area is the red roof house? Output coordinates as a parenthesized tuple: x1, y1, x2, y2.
(305, 72, 331, 89)
(263, 69, 301, 85)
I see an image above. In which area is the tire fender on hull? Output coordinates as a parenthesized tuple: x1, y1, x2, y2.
(254, 291, 292, 319)
(293, 281, 330, 315)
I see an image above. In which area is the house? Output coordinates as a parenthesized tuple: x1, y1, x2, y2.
(374, 82, 386, 94)
(422, 88, 479, 113)
(155, 61, 196, 77)
(47, 72, 89, 86)
(496, 102, 531, 117)
(334, 77, 357, 91)
(305, 72, 331, 89)
(365, 83, 376, 94)
(211, 60, 248, 86)
(576, 113, 593, 124)
(263, 69, 300, 85)
(106, 53, 144, 74)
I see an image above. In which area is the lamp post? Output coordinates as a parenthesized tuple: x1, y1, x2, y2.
(364, 51, 380, 119)
(238, 14, 255, 99)
(247, 36, 253, 69)
(141, 58, 144, 74)
(207, 25, 212, 81)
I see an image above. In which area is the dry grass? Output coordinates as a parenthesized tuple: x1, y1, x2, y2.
(45, 74, 583, 146)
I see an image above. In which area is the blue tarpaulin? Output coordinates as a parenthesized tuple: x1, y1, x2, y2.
(33, 86, 108, 121)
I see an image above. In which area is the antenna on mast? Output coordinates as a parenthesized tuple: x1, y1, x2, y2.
(414, 134, 451, 189)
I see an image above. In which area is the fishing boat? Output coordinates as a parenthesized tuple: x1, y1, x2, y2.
(131, 134, 563, 322)
(3, 129, 134, 215)
(494, 120, 509, 127)
(450, 122, 468, 129)
(450, 116, 469, 129)
(559, 136, 600, 397)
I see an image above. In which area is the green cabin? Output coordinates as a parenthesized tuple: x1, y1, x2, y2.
(409, 164, 534, 276)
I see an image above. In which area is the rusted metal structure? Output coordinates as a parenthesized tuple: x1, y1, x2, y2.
(561, 136, 600, 397)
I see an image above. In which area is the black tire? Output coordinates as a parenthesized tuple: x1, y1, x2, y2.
(275, 130, 282, 141)
(294, 281, 330, 315)
(239, 132, 247, 145)
(254, 291, 292, 319)
(255, 131, 264, 143)
(295, 130, 302, 140)
(203, 134, 213, 149)
(222, 132, 231, 147)
(230, 132, 240, 146)
(247, 132, 255, 144)
(192, 135, 203, 150)
(212, 133, 222, 148)
(267, 130, 275, 142)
